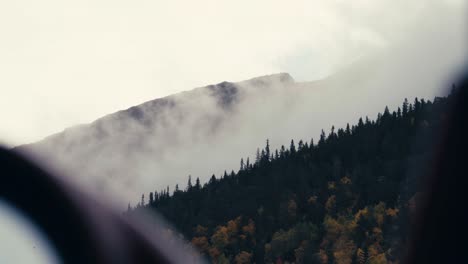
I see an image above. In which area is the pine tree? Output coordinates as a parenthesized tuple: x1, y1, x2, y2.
(403, 98, 409, 116)
(358, 118, 364, 127)
(290, 139, 296, 154)
(384, 106, 390, 115)
(329, 126, 336, 140)
(187, 175, 193, 191)
(365, 116, 371, 125)
(265, 139, 271, 160)
(209, 175, 216, 184)
(255, 148, 261, 164)
(298, 140, 304, 151)
(319, 130, 326, 145)
(195, 177, 201, 189)
(414, 97, 420, 112)
(280, 145, 286, 157)
(240, 158, 245, 170)
(149, 192, 154, 204)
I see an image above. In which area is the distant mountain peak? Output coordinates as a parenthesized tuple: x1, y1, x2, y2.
(240, 72, 295, 86)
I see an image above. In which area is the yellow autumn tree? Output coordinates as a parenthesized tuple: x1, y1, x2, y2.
(356, 248, 366, 264)
(340, 176, 352, 185)
(234, 251, 252, 264)
(191, 236, 209, 254)
(386, 208, 399, 218)
(208, 247, 221, 262)
(332, 236, 356, 264)
(211, 226, 229, 249)
(308, 195, 318, 204)
(368, 253, 387, 264)
(325, 195, 337, 213)
(318, 249, 328, 264)
(227, 217, 241, 234)
(194, 225, 208, 236)
(373, 202, 386, 227)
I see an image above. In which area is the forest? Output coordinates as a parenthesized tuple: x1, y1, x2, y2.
(127, 88, 456, 264)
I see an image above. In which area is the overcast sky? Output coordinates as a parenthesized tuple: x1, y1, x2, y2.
(0, 0, 466, 146)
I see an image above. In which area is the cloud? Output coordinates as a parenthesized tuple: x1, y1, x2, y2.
(1, 0, 465, 146)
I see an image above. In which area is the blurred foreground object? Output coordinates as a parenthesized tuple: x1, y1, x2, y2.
(0, 147, 202, 263)
(405, 71, 468, 263)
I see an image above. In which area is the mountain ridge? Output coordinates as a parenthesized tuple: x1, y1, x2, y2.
(16, 72, 296, 150)
(17, 72, 295, 150)
(14, 49, 451, 207)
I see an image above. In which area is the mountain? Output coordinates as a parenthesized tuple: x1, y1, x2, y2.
(128, 91, 454, 263)
(15, 46, 453, 205)
(15, 73, 302, 204)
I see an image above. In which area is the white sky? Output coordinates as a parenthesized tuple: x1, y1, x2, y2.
(0, 0, 465, 146)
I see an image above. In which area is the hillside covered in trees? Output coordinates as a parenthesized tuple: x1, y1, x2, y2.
(127, 90, 455, 264)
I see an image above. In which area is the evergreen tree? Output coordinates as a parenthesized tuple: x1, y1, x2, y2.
(403, 98, 409, 115)
(255, 148, 261, 164)
(280, 145, 286, 157)
(319, 130, 326, 145)
(265, 139, 271, 160)
(187, 175, 193, 191)
(358, 118, 364, 127)
(195, 177, 201, 189)
(290, 139, 296, 154)
(209, 175, 216, 184)
(298, 140, 304, 151)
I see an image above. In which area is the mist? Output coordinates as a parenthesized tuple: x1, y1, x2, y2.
(9, 0, 467, 208)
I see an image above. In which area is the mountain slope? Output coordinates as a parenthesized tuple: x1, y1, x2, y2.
(130, 92, 454, 263)
(15, 46, 453, 205)
(16, 73, 300, 204)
